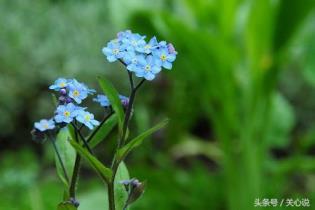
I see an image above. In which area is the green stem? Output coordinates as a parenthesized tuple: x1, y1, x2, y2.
(87, 110, 113, 143)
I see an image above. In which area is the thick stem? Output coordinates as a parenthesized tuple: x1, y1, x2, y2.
(107, 181, 116, 210)
(69, 155, 81, 198)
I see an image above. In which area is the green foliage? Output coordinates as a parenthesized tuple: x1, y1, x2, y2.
(57, 203, 77, 210)
(88, 114, 118, 148)
(117, 119, 169, 161)
(114, 162, 130, 210)
(70, 140, 113, 184)
(55, 128, 76, 188)
(98, 77, 125, 134)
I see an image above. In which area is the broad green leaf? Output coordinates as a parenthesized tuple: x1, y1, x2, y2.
(70, 140, 112, 183)
(115, 162, 130, 210)
(89, 114, 118, 148)
(97, 77, 124, 134)
(67, 124, 76, 142)
(55, 128, 76, 188)
(117, 119, 168, 161)
(57, 202, 77, 210)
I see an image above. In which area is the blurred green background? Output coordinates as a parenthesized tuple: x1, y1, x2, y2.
(1, 0, 315, 209)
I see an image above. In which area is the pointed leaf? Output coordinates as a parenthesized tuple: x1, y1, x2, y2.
(70, 140, 112, 183)
(89, 114, 118, 148)
(115, 162, 130, 210)
(55, 128, 76, 188)
(117, 119, 168, 161)
(97, 77, 124, 134)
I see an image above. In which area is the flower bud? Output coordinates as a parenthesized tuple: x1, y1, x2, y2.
(65, 97, 73, 103)
(59, 88, 67, 95)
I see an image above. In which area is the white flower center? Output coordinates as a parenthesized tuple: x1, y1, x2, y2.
(145, 65, 151, 71)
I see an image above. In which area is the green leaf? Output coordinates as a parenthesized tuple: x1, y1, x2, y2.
(117, 119, 168, 161)
(115, 162, 130, 210)
(57, 202, 77, 210)
(89, 114, 118, 148)
(55, 128, 76, 189)
(70, 140, 112, 183)
(97, 77, 124, 134)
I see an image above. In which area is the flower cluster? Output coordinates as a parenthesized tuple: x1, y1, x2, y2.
(102, 30, 177, 81)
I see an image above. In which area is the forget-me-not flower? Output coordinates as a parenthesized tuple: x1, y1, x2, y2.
(68, 79, 94, 104)
(153, 47, 176, 70)
(34, 119, 55, 132)
(49, 78, 69, 91)
(75, 110, 100, 130)
(102, 41, 125, 62)
(137, 37, 158, 54)
(55, 103, 81, 123)
(134, 55, 162, 81)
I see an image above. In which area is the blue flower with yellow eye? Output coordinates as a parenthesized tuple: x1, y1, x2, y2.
(134, 55, 162, 81)
(153, 45, 177, 70)
(122, 33, 146, 52)
(54, 103, 81, 123)
(49, 78, 69, 91)
(75, 110, 100, 130)
(137, 37, 158, 54)
(102, 40, 125, 62)
(68, 79, 94, 104)
(34, 119, 55, 132)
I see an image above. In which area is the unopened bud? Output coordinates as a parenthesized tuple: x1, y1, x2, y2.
(60, 88, 67, 95)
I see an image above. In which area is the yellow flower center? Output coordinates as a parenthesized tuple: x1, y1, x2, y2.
(43, 123, 49, 129)
(64, 111, 70, 117)
(59, 82, 66, 87)
(144, 45, 151, 49)
(160, 54, 167, 61)
(73, 90, 80, 97)
(112, 49, 119, 55)
(145, 65, 151, 71)
(84, 114, 91, 121)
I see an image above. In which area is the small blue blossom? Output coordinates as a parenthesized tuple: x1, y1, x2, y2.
(68, 79, 94, 104)
(94, 94, 110, 107)
(34, 119, 55, 132)
(122, 33, 146, 52)
(102, 40, 125, 62)
(125, 53, 145, 72)
(55, 103, 82, 123)
(153, 46, 176, 70)
(134, 55, 162, 81)
(137, 37, 158, 54)
(75, 110, 100, 130)
(49, 78, 69, 91)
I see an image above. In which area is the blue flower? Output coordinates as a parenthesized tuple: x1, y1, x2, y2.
(153, 46, 176, 70)
(124, 53, 145, 72)
(75, 110, 100, 130)
(49, 78, 69, 91)
(54, 103, 82, 123)
(102, 40, 126, 62)
(134, 55, 162, 81)
(34, 119, 55, 131)
(93, 94, 110, 107)
(137, 37, 158, 54)
(68, 79, 94, 104)
(122, 33, 146, 52)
